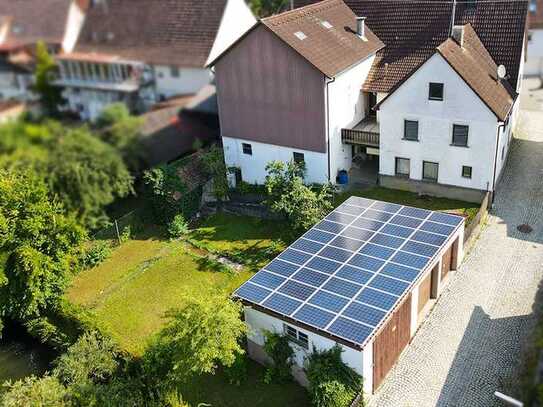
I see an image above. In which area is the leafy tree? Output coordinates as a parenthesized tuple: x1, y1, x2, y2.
(0, 375, 69, 407)
(248, 0, 289, 17)
(53, 331, 120, 386)
(0, 170, 85, 320)
(264, 160, 333, 233)
(0, 120, 134, 229)
(144, 294, 247, 384)
(200, 145, 229, 201)
(262, 331, 294, 383)
(95, 103, 145, 173)
(33, 41, 64, 116)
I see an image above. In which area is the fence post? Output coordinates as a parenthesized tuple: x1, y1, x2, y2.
(115, 219, 121, 245)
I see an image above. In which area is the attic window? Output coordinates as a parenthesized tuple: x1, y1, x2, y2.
(294, 31, 307, 40)
(321, 20, 333, 29)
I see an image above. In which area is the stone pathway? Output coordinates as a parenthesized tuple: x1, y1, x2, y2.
(367, 107, 543, 406)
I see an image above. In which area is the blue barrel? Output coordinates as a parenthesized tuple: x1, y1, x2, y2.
(338, 170, 349, 185)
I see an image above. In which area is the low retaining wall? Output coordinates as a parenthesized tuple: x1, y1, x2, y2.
(463, 191, 490, 244)
(379, 175, 485, 204)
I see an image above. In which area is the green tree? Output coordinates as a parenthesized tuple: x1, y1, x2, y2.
(144, 294, 247, 384)
(248, 0, 289, 17)
(0, 170, 85, 320)
(200, 145, 229, 201)
(264, 160, 333, 233)
(0, 375, 69, 407)
(95, 103, 145, 173)
(33, 41, 64, 116)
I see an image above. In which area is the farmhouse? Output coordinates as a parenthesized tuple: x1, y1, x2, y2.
(234, 196, 465, 394)
(54, 0, 255, 120)
(210, 0, 527, 202)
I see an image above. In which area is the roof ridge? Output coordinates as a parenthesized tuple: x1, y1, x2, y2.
(262, 0, 340, 26)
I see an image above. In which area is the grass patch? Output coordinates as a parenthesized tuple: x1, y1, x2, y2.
(335, 187, 480, 225)
(188, 213, 292, 271)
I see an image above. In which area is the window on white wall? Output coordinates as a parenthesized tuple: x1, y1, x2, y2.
(395, 157, 410, 177)
(403, 120, 419, 141)
(284, 324, 309, 349)
(170, 66, 180, 78)
(293, 152, 305, 164)
(428, 83, 444, 101)
(452, 125, 469, 147)
(423, 161, 439, 182)
(242, 143, 252, 155)
(462, 165, 472, 178)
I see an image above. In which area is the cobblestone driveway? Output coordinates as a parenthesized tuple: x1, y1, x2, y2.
(368, 102, 543, 406)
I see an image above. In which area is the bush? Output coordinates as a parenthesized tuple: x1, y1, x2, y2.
(120, 225, 131, 243)
(305, 346, 363, 407)
(0, 375, 69, 406)
(168, 214, 189, 239)
(82, 241, 112, 269)
(262, 331, 294, 383)
(224, 352, 249, 386)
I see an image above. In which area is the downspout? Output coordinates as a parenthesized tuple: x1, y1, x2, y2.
(491, 122, 505, 206)
(325, 76, 336, 183)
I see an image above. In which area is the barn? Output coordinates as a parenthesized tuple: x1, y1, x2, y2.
(233, 196, 464, 394)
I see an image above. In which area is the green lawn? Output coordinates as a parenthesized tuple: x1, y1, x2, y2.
(188, 213, 292, 271)
(335, 187, 480, 225)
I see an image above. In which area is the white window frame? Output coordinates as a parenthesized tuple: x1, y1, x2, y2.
(283, 324, 309, 349)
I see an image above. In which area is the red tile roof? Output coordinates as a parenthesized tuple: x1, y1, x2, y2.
(74, 0, 229, 68)
(260, 0, 384, 77)
(295, 0, 528, 93)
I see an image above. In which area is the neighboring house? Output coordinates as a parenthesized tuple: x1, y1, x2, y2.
(526, 0, 543, 77)
(211, 0, 527, 203)
(55, 0, 255, 121)
(234, 196, 465, 394)
(210, 0, 385, 185)
(0, 0, 88, 101)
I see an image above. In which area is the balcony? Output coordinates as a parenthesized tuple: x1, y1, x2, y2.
(341, 117, 380, 147)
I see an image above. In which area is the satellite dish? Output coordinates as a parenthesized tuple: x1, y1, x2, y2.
(497, 64, 507, 79)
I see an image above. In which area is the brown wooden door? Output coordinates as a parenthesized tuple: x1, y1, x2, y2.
(373, 294, 412, 391)
(441, 245, 453, 280)
(418, 272, 432, 315)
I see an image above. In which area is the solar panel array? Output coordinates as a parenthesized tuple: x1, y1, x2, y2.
(234, 197, 464, 347)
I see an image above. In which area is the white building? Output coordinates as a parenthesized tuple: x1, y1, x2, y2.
(0, 0, 88, 101)
(526, 0, 543, 77)
(234, 196, 465, 394)
(212, 0, 527, 203)
(55, 0, 255, 121)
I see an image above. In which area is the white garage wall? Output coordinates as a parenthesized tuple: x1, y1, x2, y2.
(244, 307, 372, 392)
(223, 136, 329, 184)
(378, 53, 499, 191)
(526, 29, 543, 77)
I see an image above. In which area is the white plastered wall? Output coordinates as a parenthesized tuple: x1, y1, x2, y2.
(153, 66, 213, 99)
(62, 1, 86, 53)
(525, 29, 543, 77)
(378, 53, 499, 191)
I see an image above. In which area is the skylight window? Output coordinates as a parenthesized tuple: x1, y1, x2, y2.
(294, 31, 307, 40)
(321, 20, 333, 29)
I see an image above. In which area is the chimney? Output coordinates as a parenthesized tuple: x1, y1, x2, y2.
(356, 17, 366, 38)
(452, 25, 464, 47)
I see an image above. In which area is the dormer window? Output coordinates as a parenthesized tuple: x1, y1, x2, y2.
(294, 31, 307, 40)
(321, 20, 333, 29)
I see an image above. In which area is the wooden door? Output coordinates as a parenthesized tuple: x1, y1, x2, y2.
(418, 271, 432, 315)
(441, 244, 453, 280)
(373, 294, 412, 391)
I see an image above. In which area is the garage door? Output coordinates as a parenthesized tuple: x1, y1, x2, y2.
(418, 271, 432, 315)
(441, 244, 453, 280)
(373, 294, 411, 391)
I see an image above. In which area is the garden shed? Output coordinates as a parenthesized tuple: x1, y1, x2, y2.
(234, 196, 464, 394)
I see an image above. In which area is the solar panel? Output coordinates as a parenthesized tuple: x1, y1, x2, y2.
(233, 197, 464, 347)
(294, 304, 335, 328)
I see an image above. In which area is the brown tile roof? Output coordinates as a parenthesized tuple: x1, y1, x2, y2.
(294, 0, 528, 93)
(260, 0, 384, 77)
(0, 0, 73, 47)
(437, 24, 513, 121)
(74, 0, 228, 68)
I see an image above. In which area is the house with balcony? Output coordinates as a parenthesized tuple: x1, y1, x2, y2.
(55, 0, 255, 121)
(211, 0, 527, 202)
(0, 0, 88, 101)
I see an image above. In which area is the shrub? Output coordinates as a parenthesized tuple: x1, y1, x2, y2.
(224, 352, 249, 386)
(0, 375, 69, 407)
(200, 145, 228, 201)
(82, 241, 112, 269)
(168, 214, 189, 239)
(262, 331, 294, 383)
(120, 225, 131, 243)
(305, 346, 363, 407)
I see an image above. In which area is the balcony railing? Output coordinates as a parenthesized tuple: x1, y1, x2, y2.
(341, 117, 380, 147)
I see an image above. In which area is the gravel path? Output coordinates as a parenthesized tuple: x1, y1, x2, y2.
(367, 108, 543, 407)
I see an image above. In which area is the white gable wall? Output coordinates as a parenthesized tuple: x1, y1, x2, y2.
(327, 54, 376, 181)
(62, 1, 86, 53)
(154, 66, 213, 99)
(525, 29, 543, 77)
(379, 53, 500, 192)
